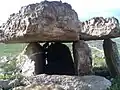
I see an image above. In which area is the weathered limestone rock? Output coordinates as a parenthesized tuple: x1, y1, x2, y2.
(21, 74, 111, 90)
(103, 39, 120, 77)
(80, 17, 120, 40)
(72, 40, 92, 75)
(0, 1, 80, 43)
(16, 42, 45, 76)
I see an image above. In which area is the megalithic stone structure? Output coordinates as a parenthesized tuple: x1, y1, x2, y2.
(103, 39, 120, 77)
(0, 0, 120, 77)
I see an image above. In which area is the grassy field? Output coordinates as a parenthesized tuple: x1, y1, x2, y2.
(0, 43, 72, 57)
(0, 43, 26, 57)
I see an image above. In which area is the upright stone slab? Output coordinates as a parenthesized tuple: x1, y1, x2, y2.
(103, 39, 120, 77)
(17, 42, 45, 76)
(72, 40, 92, 75)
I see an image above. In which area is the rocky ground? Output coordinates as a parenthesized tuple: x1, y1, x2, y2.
(0, 74, 111, 90)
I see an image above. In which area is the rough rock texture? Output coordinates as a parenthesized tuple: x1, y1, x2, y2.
(0, 1, 120, 43)
(13, 84, 65, 90)
(16, 54, 34, 76)
(16, 43, 45, 76)
(80, 17, 120, 40)
(0, 1, 80, 43)
(22, 74, 111, 90)
(0, 80, 12, 89)
(103, 39, 120, 77)
(0, 79, 20, 89)
(72, 40, 92, 75)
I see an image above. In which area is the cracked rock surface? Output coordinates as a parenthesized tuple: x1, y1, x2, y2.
(80, 17, 120, 40)
(0, 1, 120, 43)
(21, 74, 111, 90)
(0, 1, 80, 43)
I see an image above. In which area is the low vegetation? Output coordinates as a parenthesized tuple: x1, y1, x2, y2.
(108, 76, 120, 90)
(0, 44, 26, 56)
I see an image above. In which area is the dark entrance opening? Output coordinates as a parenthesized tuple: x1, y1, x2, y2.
(44, 42, 75, 75)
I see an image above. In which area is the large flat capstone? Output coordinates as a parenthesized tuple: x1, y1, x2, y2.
(80, 17, 120, 40)
(0, 1, 80, 43)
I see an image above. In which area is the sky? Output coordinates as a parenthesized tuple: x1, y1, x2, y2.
(0, 0, 120, 23)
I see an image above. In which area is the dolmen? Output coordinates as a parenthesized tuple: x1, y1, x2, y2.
(0, 0, 120, 78)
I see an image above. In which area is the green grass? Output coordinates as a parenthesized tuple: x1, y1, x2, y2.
(0, 43, 26, 57)
(0, 43, 72, 56)
(108, 76, 120, 90)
